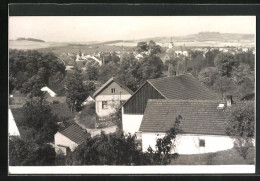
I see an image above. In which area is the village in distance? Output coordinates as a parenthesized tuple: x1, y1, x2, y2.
(8, 17, 255, 168)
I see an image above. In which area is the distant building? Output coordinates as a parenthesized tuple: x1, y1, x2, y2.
(93, 77, 134, 117)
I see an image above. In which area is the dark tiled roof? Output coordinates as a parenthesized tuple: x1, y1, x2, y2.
(148, 74, 219, 100)
(59, 123, 88, 145)
(93, 77, 134, 98)
(139, 99, 227, 135)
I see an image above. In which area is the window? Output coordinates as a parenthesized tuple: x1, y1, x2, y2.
(102, 101, 108, 109)
(199, 139, 205, 147)
(111, 88, 115, 94)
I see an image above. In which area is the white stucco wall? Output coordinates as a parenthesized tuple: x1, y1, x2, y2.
(122, 112, 143, 134)
(96, 94, 131, 117)
(142, 132, 235, 154)
(54, 132, 78, 152)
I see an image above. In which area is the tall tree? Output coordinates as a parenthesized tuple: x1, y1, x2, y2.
(214, 52, 237, 77)
(9, 136, 56, 166)
(9, 50, 65, 96)
(226, 101, 255, 159)
(23, 98, 59, 144)
(65, 71, 92, 111)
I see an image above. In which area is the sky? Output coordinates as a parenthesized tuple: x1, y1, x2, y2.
(9, 16, 256, 43)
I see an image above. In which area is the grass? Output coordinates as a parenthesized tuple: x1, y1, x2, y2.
(170, 147, 255, 165)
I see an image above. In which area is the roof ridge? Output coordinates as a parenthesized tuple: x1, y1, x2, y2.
(147, 99, 223, 103)
(148, 74, 188, 82)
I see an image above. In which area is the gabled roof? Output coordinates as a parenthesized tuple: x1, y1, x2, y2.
(140, 99, 227, 135)
(93, 77, 134, 98)
(58, 123, 88, 145)
(147, 74, 219, 100)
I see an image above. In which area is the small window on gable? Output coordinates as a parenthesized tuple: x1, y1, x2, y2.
(102, 101, 108, 109)
(199, 139, 205, 147)
(111, 88, 115, 94)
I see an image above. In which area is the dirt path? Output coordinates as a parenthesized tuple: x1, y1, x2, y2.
(74, 111, 117, 137)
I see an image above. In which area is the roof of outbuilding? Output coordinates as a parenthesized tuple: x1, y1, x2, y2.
(58, 123, 88, 145)
(93, 77, 134, 98)
(139, 99, 227, 135)
(147, 74, 219, 100)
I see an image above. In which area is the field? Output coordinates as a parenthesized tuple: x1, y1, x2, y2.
(170, 147, 255, 165)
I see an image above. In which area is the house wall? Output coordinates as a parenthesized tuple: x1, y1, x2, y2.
(96, 94, 131, 116)
(54, 132, 78, 152)
(123, 82, 165, 114)
(122, 107, 143, 134)
(142, 132, 235, 154)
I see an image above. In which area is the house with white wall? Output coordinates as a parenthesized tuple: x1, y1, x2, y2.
(93, 77, 134, 117)
(54, 123, 88, 155)
(140, 99, 234, 155)
(122, 74, 219, 134)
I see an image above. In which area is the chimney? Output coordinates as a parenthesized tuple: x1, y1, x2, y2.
(226, 95, 233, 107)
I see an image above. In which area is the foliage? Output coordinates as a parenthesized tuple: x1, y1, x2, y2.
(226, 101, 254, 138)
(198, 67, 219, 86)
(226, 101, 255, 159)
(214, 52, 237, 77)
(9, 49, 65, 97)
(9, 136, 56, 166)
(136, 42, 148, 53)
(65, 118, 180, 165)
(23, 99, 59, 144)
(65, 70, 94, 112)
(98, 61, 119, 83)
(85, 59, 100, 80)
(148, 40, 161, 55)
(144, 115, 181, 165)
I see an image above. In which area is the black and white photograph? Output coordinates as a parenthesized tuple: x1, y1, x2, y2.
(8, 13, 256, 174)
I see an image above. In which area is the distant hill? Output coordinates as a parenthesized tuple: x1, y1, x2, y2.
(136, 32, 254, 43)
(16, 37, 45, 42)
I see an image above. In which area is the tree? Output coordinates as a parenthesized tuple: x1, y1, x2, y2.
(85, 59, 100, 80)
(144, 115, 180, 165)
(9, 136, 56, 166)
(214, 52, 237, 77)
(98, 61, 119, 83)
(136, 42, 148, 53)
(226, 101, 254, 159)
(198, 67, 219, 86)
(23, 98, 59, 144)
(65, 71, 91, 112)
(65, 119, 180, 165)
(204, 49, 220, 67)
(213, 76, 237, 98)
(148, 40, 161, 55)
(138, 55, 164, 81)
(231, 63, 251, 85)
(9, 50, 65, 97)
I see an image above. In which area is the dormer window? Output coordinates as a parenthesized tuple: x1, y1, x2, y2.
(111, 88, 115, 94)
